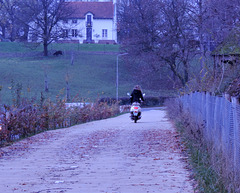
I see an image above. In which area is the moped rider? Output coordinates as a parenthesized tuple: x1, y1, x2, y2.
(130, 85, 144, 104)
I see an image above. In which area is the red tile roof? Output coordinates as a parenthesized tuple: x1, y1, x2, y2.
(67, 2, 114, 19)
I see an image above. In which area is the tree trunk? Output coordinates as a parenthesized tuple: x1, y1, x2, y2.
(44, 41, 48, 56)
(198, 0, 206, 73)
(168, 58, 186, 87)
(22, 25, 29, 41)
(10, 23, 16, 42)
(66, 80, 70, 102)
(44, 71, 49, 92)
(183, 60, 189, 84)
(184, 68, 189, 84)
(43, 2, 48, 57)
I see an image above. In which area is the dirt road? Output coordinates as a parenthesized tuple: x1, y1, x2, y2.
(0, 109, 194, 193)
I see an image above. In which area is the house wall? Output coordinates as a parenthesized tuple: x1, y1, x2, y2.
(59, 17, 117, 43)
(59, 19, 86, 43)
(92, 19, 116, 42)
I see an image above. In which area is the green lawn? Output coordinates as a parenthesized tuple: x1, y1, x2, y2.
(0, 42, 120, 53)
(0, 42, 148, 104)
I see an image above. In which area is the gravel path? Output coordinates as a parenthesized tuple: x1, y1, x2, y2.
(0, 109, 194, 193)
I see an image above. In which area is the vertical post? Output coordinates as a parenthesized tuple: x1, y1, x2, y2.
(116, 54, 119, 102)
(232, 97, 240, 180)
(116, 53, 128, 102)
(205, 92, 210, 140)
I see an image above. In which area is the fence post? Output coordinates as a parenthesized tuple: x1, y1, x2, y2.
(196, 92, 201, 124)
(227, 97, 235, 179)
(222, 96, 229, 159)
(219, 97, 225, 153)
(201, 92, 207, 136)
(189, 92, 193, 115)
(232, 97, 240, 181)
(214, 96, 220, 150)
(205, 92, 211, 142)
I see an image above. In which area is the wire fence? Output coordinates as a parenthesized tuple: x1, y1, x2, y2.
(179, 92, 240, 181)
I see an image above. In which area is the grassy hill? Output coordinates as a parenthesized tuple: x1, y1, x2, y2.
(0, 42, 168, 105)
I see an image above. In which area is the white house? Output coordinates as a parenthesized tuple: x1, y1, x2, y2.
(59, 1, 118, 44)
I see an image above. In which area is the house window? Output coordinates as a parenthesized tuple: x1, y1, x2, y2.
(62, 29, 69, 38)
(72, 19, 77, 24)
(87, 15, 91, 23)
(86, 15, 92, 27)
(63, 19, 68, 24)
(72, 29, 78, 37)
(102, 29, 107, 38)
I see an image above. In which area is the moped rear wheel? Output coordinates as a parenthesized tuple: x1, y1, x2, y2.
(134, 116, 137, 123)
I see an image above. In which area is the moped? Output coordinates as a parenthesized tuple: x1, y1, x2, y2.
(127, 93, 145, 123)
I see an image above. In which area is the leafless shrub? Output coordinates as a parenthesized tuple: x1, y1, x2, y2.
(0, 97, 119, 147)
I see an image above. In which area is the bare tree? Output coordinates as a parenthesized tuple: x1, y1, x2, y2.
(0, 1, 8, 39)
(118, 0, 162, 54)
(188, 0, 240, 88)
(118, 0, 197, 87)
(187, 0, 209, 72)
(193, 0, 240, 52)
(18, 0, 74, 56)
(0, 0, 21, 41)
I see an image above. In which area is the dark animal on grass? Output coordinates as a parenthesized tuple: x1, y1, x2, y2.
(53, 50, 63, 56)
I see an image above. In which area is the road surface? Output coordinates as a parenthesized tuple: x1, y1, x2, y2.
(0, 109, 194, 193)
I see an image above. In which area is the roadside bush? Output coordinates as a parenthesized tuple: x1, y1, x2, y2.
(0, 98, 119, 147)
(141, 96, 167, 107)
(100, 96, 167, 107)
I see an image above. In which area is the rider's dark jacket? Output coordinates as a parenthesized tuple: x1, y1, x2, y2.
(130, 89, 144, 104)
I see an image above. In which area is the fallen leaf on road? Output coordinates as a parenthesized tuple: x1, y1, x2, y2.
(55, 180, 64, 184)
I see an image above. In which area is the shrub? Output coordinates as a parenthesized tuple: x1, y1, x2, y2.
(0, 98, 119, 147)
(100, 96, 167, 107)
